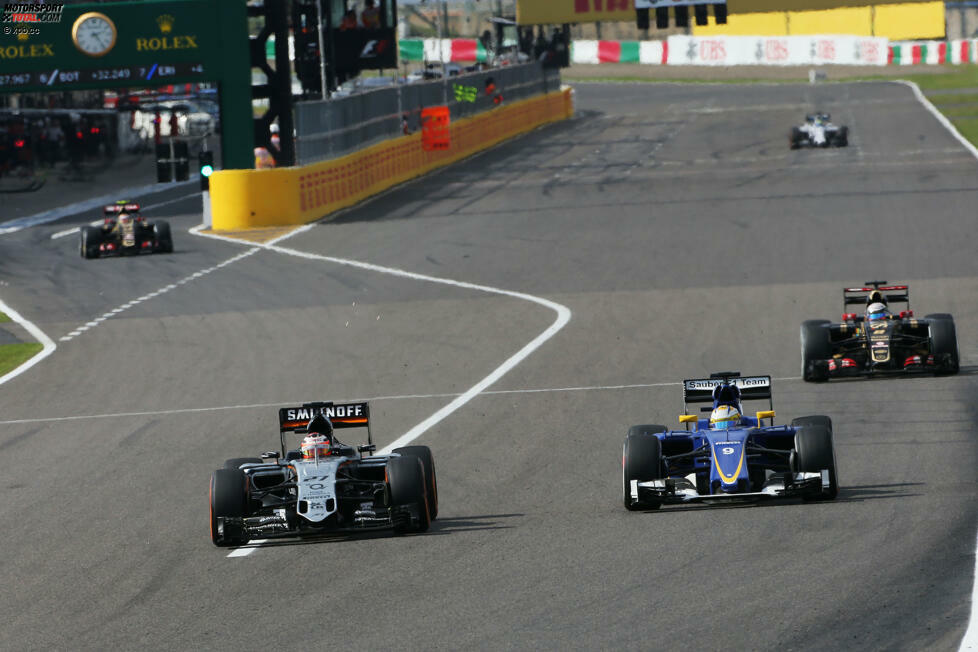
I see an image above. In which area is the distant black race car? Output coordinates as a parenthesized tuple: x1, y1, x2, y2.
(790, 113, 848, 149)
(79, 201, 173, 259)
(801, 281, 959, 382)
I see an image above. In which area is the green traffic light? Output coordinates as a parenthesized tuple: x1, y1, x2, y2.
(201, 165, 214, 177)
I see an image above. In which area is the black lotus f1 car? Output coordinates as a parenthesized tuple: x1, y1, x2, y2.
(80, 201, 173, 259)
(801, 281, 959, 381)
(209, 401, 437, 547)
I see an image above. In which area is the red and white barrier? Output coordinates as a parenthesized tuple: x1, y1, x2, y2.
(889, 40, 978, 65)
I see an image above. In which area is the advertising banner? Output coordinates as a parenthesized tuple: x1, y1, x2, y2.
(516, 0, 634, 26)
(635, 0, 720, 7)
(666, 35, 889, 66)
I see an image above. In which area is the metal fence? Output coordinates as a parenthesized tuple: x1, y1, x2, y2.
(294, 62, 561, 165)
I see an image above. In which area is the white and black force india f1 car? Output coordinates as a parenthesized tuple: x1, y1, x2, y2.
(209, 401, 437, 547)
(790, 113, 848, 149)
(801, 281, 960, 381)
(622, 373, 838, 510)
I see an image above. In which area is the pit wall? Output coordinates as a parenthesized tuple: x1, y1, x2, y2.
(209, 88, 572, 231)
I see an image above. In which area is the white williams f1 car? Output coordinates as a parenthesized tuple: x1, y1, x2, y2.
(790, 113, 848, 149)
(209, 401, 437, 546)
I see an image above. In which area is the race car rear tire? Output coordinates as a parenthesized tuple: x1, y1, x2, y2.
(80, 226, 100, 259)
(210, 469, 248, 547)
(836, 126, 849, 147)
(388, 456, 430, 533)
(924, 314, 959, 374)
(393, 445, 438, 520)
(153, 220, 173, 253)
(801, 320, 832, 382)
(622, 425, 666, 511)
(791, 415, 833, 433)
(223, 457, 262, 470)
(793, 425, 838, 501)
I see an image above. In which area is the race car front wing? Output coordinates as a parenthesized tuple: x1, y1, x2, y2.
(630, 471, 829, 506)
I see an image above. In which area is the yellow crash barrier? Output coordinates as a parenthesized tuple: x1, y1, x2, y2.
(210, 88, 574, 231)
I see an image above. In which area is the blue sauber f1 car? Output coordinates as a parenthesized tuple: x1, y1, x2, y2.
(622, 372, 838, 510)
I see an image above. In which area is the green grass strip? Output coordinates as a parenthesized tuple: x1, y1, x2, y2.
(950, 116, 978, 145)
(935, 105, 978, 118)
(0, 312, 9, 323)
(926, 92, 978, 105)
(0, 342, 43, 378)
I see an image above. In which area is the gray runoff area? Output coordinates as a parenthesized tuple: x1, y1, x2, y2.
(294, 61, 561, 163)
(0, 79, 976, 650)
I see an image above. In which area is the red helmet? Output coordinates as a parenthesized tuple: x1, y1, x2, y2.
(300, 434, 331, 459)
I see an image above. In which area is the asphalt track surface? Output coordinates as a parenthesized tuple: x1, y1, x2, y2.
(1, 81, 977, 650)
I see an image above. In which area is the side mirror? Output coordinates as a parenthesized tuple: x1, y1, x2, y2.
(679, 414, 697, 431)
(261, 451, 280, 461)
(756, 410, 775, 425)
(358, 444, 377, 455)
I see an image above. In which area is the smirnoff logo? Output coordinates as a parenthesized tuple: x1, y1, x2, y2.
(285, 404, 365, 421)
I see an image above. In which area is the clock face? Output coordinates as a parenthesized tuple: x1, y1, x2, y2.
(72, 12, 117, 57)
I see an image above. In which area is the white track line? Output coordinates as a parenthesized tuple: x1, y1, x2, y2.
(0, 298, 56, 386)
(904, 79, 978, 652)
(193, 225, 572, 557)
(0, 180, 197, 236)
(50, 192, 201, 240)
(58, 246, 259, 342)
(0, 377, 806, 426)
(898, 80, 978, 161)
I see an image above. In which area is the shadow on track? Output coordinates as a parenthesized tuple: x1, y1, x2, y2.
(622, 482, 921, 515)
(228, 512, 524, 551)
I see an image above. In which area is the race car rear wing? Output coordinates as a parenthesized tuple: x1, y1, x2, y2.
(103, 202, 140, 215)
(682, 372, 773, 414)
(278, 401, 372, 453)
(843, 281, 909, 310)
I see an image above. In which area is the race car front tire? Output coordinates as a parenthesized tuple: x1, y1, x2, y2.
(387, 456, 431, 533)
(793, 425, 838, 501)
(836, 126, 849, 147)
(392, 446, 438, 520)
(789, 127, 804, 149)
(153, 220, 174, 253)
(223, 457, 262, 470)
(925, 314, 960, 375)
(801, 320, 832, 382)
(622, 425, 666, 511)
(80, 226, 101, 259)
(210, 469, 248, 547)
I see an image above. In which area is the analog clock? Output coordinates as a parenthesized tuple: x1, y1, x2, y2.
(71, 12, 117, 57)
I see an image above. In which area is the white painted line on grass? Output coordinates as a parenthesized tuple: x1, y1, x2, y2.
(0, 297, 57, 386)
(58, 246, 259, 342)
(0, 377, 806, 426)
(192, 224, 573, 557)
(898, 80, 978, 162)
(50, 192, 202, 240)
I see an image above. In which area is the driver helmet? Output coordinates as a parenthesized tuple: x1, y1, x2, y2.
(117, 211, 132, 224)
(710, 404, 741, 429)
(867, 302, 889, 321)
(269, 123, 280, 134)
(301, 414, 334, 459)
